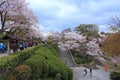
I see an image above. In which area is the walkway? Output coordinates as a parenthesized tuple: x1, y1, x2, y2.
(0, 53, 8, 58)
(72, 66, 110, 80)
(59, 49, 110, 80)
(0, 50, 14, 58)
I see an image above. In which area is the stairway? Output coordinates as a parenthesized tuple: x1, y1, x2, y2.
(59, 49, 75, 67)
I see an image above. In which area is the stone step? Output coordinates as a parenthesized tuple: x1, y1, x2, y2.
(59, 49, 74, 67)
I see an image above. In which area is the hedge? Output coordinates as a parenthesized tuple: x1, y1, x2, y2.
(0, 45, 73, 80)
(0, 46, 39, 80)
(23, 45, 73, 80)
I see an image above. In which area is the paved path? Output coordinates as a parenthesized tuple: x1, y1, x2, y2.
(72, 66, 110, 80)
(0, 50, 13, 58)
(0, 53, 8, 58)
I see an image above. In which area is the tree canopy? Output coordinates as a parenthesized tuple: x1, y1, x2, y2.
(0, 0, 38, 38)
(74, 24, 99, 39)
(101, 33, 120, 57)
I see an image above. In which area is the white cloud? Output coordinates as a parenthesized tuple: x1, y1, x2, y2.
(26, 0, 120, 32)
(99, 25, 110, 32)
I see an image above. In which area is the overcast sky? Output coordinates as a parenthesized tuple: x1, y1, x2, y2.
(26, 0, 120, 32)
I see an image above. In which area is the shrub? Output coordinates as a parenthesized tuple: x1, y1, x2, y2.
(23, 45, 73, 80)
(41, 62, 49, 78)
(23, 56, 43, 80)
(12, 65, 31, 80)
(66, 68, 73, 80)
(110, 65, 120, 80)
(0, 46, 39, 80)
(110, 72, 120, 80)
(61, 70, 68, 80)
(55, 73, 61, 80)
(9, 76, 16, 80)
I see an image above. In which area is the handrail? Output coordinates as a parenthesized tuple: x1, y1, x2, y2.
(67, 49, 76, 66)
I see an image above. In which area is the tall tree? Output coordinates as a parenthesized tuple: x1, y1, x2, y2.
(74, 24, 99, 39)
(0, 0, 38, 37)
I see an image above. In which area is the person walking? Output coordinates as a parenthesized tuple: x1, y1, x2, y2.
(83, 68, 87, 76)
(89, 68, 92, 76)
(19, 42, 25, 50)
(0, 42, 4, 53)
(103, 65, 108, 72)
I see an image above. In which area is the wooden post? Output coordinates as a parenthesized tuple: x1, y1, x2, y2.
(7, 40, 10, 54)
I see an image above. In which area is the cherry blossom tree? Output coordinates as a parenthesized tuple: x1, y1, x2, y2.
(25, 26, 42, 39)
(86, 38, 106, 61)
(58, 32, 86, 51)
(0, 0, 38, 37)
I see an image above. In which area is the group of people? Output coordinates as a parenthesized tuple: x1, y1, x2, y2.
(83, 68, 92, 76)
(0, 41, 38, 53)
(19, 41, 37, 50)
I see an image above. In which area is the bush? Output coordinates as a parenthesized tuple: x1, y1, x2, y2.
(61, 70, 68, 80)
(66, 68, 73, 80)
(110, 65, 120, 80)
(23, 56, 43, 80)
(0, 45, 73, 80)
(23, 45, 73, 80)
(55, 73, 61, 80)
(9, 76, 16, 80)
(71, 50, 93, 65)
(110, 72, 120, 80)
(12, 65, 31, 80)
(41, 62, 49, 78)
(0, 46, 39, 80)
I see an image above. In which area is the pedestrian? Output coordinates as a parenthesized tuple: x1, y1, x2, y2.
(0, 42, 4, 53)
(89, 68, 92, 76)
(103, 65, 108, 72)
(19, 42, 25, 50)
(83, 68, 87, 76)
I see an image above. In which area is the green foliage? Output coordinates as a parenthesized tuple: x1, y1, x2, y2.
(109, 26, 119, 32)
(40, 77, 54, 80)
(55, 73, 61, 80)
(110, 65, 120, 80)
(23, 45, 73, 80)
(23, 53, 44, 79)
(74, 24, 99, 39)
(0, 46, 39, 80)
(0, 45, 72, 80)
(110, 72, 120, 80)
(71, 50, 93, 65)
(41, 62, 49, 78)
(61, 70, 68, 80)
(0, 34, 5, 39)
(12, 65, 31, 80)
